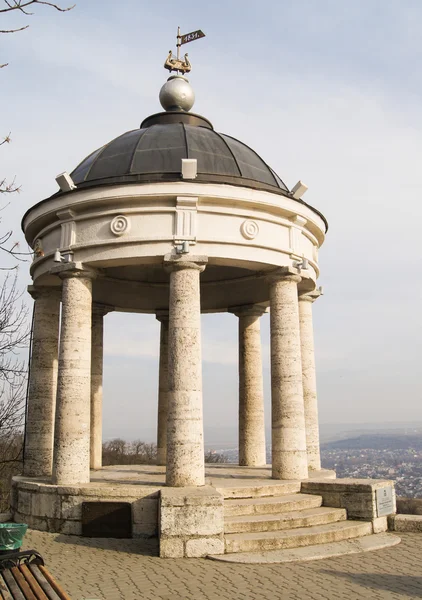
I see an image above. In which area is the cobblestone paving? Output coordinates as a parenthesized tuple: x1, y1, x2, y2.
(23, 531, 422, 600)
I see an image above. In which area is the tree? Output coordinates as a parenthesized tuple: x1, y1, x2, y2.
(102, 440, 158, 466)
(0, 0, 73, 510)
(204, 450, 229, 464)
(0, 272, 29, 510)
(102, 440, 230, 467)
(129, 440, 157, 463)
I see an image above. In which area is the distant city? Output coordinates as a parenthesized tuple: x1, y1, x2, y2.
(320, 447, 422, 498)
(105, 422, 422, 499)
(209, 429, 422, 499)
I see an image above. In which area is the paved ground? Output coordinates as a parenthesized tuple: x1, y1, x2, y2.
(23, 530, 422, 600)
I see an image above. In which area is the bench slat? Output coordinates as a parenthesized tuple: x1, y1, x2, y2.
(11, 568, 38, 600)
(37, 568, 71, 600)
(0, 574, 13, 600)
(19, 566, 49, 600)
(28, 567, 61, 600)
(1, 571, 24, 600)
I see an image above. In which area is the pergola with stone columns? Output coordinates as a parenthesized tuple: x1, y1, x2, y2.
(23, 262, 323, 487)
(15, 71, 328, 537)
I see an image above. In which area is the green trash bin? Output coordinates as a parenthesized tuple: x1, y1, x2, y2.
(0, 523, 28, 554)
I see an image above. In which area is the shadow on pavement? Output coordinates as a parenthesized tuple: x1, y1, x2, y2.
(53, 534, 159, 557)
(320, 571, 422, 598)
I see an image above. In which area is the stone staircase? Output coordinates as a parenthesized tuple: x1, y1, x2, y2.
(211, 481, 378, 560)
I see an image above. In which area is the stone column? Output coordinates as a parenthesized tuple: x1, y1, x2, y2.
(230, 305, 266, 467)
(24, 287, 60, 477)
(53, 270, 94, 485)
(269, 270, 308, 480)
(299, 292, 322, 471)
(90, 304, 112, 470)
(156, 311, 169, 466)
(164, 255, 207, 487)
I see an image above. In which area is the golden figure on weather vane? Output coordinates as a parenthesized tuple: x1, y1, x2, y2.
(164, 26, 205, 75)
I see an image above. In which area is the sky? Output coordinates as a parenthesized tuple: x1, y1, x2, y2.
(1, 0, 422, 444)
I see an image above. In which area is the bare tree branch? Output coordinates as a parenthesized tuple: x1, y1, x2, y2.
(1, 1, 75, 69)
(0, 230, 30, 264)
(0, 134, 23, 193)
(0, 1, 74, 14)
(0, 177, 21, 194)
(0, 133, 11, 146)
(0, 25, 28, 32)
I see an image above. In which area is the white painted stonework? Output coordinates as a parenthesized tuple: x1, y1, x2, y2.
(16, 87, 337, 554)
(24, 183, 325, 312)
(19, 174, 327, 497)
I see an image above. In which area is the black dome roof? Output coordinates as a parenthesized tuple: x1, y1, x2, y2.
(70, 111, 289, 196)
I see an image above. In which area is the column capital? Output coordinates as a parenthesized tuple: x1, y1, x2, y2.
(163, 254, 207, 274)
(229, 304, 267, 318)
(299, 289, 323, 304)
(155, 310, 169, 323)
(92, 302, 114, 317)
(50, 262, 98, 280)
(27, 285, 61, 300)
(266, 266, 301, 284)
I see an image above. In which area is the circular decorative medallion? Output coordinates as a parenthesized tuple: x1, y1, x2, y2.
(110, 215, 130, 237)
(240, 220, 259, 240)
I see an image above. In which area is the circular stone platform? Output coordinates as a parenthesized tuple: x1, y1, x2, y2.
(12, 465, 335, 537)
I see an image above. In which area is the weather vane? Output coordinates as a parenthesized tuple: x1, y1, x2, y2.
(164, 26, 205, 75)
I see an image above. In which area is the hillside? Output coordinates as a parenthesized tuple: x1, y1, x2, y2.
(322, 434, 422, 451)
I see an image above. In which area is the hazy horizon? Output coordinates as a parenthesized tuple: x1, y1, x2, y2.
(103, 421, 422, 447)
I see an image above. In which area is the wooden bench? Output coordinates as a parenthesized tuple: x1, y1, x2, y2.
(0, 550, 71, 600)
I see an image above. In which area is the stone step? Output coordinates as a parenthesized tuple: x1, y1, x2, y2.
(224, 506, 347, 534)
(224, 493, 322, 517)
(224, 520, 373, 553)
(209, 533, 401, 563)
(216, 481, 301, 500)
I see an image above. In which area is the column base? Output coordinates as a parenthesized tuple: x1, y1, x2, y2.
(160, 487, 224, 558)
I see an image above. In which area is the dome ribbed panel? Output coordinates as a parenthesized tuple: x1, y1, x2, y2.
(131, 124, 187, 173)
(184, 125, 241, 176)
(69, 122, 289, 193)
(220, 134, 279, 187)
(82, 130, 144, 182)
(71, 146, 105, 183)
(270, 169, 289, 192)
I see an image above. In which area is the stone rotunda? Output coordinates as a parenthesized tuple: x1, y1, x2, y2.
(13, 58, 397, 559)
